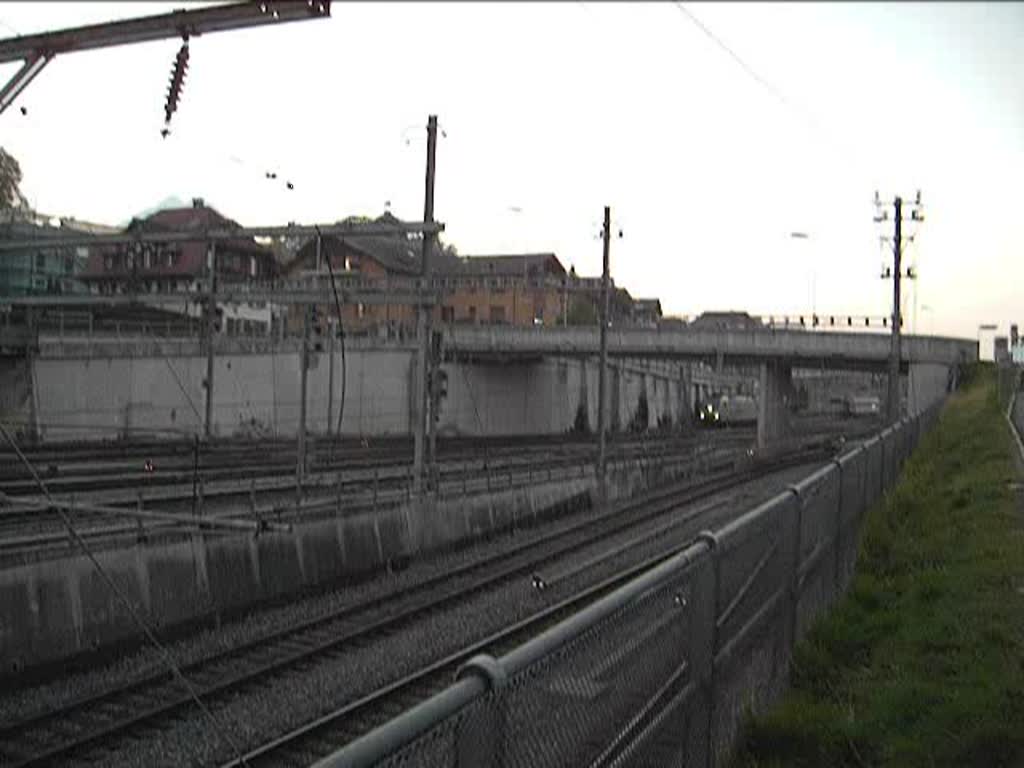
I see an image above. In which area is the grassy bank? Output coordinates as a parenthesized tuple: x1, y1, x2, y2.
(732, 366, 1024, 768)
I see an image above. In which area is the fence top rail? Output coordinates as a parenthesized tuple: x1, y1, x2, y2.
(837, 443, 865, 468)
(714, 488, 794, 549)
(310, 677, 485, 768)
(499, 538, 710, 675)
(790, 462, 838, 498)
(310, 402, 943, 768)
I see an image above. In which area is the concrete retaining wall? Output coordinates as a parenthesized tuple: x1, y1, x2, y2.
(0, 475, 593, 675)
(0, 445, 713, 675)
(0, 356, 33, 434)
(31, 350, 686, 442)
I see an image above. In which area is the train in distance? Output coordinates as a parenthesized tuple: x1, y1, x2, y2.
(698, 393, 881, 428)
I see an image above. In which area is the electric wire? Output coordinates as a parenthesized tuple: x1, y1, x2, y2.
(0, 420, 249, 766)
(319, 229, 348, 446)
(670, 1, 872, 176)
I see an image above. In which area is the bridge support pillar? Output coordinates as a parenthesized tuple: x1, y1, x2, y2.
(757, 359, 792, 450)
(678, 365, 695, 434)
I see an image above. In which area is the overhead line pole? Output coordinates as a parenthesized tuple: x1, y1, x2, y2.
(597, 205, 611, 503)
(203, 242, 216, 439)
(888, 196, 903, 423)
(876, 190, 921, 423)
(413, 115, 438, 498)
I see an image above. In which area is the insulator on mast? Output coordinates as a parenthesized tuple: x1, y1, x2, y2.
(162, 35, 190, 135)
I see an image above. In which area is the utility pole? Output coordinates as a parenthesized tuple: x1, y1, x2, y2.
(428, 329, 442, 490)
(875, 191, 922, 424)
(889, 196, 902, 423)
(596, 206, 611, 502)
(203, 242, 216, 439)
(412, 114, 438, 497)
(297, 303, 310, 486)
(327, 317, 335, 437)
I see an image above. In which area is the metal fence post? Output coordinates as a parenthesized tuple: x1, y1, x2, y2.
(693, 532, 720, 767)
(783, 486, 803, 653)
(831, 459, 843, 601)
(454, 655, 507, 767)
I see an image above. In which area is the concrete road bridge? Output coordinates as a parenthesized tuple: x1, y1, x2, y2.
(441, 326, 976, 370)
(442, 326, 978, 448)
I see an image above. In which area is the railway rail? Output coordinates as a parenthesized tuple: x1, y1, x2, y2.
(0, 431, 729, 496)
(0, 441, 833, 768)
(0, 433, 755, 554)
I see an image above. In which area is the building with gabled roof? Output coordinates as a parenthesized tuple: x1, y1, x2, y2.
(77, 198, 280, 335)
(79, 198, 278, 297)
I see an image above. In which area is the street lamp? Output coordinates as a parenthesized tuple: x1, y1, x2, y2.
(790, 231, 816, 325)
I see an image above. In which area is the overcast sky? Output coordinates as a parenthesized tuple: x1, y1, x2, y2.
(1, 2, 1021, 352)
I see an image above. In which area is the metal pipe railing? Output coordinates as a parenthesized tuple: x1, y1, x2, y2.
(309, 403, 941, 768)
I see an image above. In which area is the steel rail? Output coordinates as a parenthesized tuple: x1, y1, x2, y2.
(0, 448, 827, 767)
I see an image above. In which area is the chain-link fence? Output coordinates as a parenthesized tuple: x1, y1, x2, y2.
(313, 402, 942, 768)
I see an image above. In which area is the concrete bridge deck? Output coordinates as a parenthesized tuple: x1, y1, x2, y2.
(442, 326, 978, 371)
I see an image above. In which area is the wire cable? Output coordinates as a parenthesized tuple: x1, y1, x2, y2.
(0, 420, 249, 766)
(319, 230, 347, 444)
(670, 1, 870, 175)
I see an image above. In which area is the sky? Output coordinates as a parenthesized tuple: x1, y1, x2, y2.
(1, 1, 1022, 354)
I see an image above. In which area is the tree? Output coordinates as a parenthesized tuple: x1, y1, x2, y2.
(0, 147, 28, 214)
(566, 296, 598, 326)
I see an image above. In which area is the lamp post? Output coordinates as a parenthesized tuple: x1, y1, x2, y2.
(790, 231, 815, 324)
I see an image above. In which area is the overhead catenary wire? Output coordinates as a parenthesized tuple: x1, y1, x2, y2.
(320, 230, 348, 443)
(0, 420, 250, 766)
(670, 1, 873, 179)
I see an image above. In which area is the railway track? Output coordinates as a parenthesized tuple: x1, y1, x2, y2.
(0, 443, 830, 768)
(0, 443, 737, 562)
(0, 431, 730, 496)
(0, 433, 753, 542)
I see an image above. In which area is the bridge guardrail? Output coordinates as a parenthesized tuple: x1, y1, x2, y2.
(312, 402, 941, 768)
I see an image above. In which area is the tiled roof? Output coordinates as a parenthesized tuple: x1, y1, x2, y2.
(453, 252, 565, 277)
(287, 212, 461, 277)
(80, 204, 274, 279)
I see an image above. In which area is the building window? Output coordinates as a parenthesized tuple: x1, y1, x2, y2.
(441, 306, 454, 322)
(489, 305, 505, 323)
(35, 253, 45, 272)
(250, 256, 257, 278)
(468, 306, 477, 322)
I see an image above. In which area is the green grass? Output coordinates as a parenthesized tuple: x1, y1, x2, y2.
(731, 365, 1024, 768)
